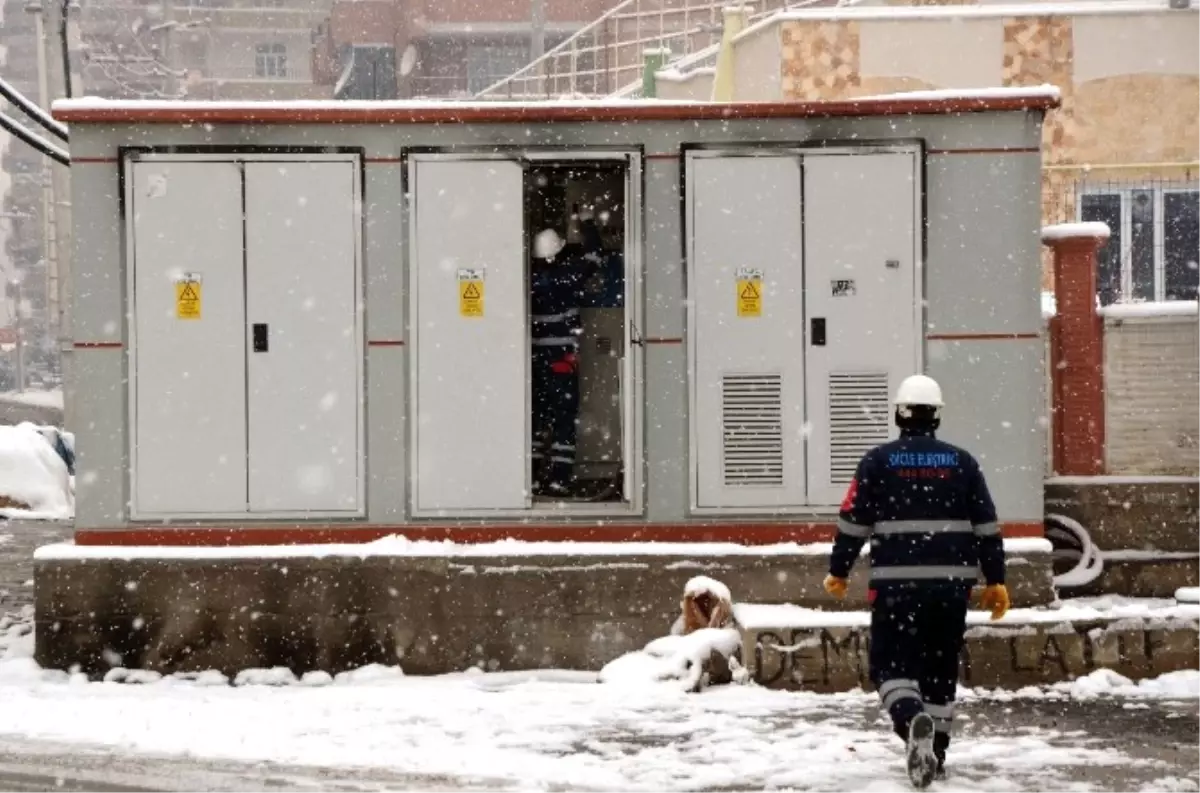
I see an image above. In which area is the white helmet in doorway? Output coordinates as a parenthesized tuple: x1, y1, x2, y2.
(894, 374, 944, 418)
(534, 228, 565, 260)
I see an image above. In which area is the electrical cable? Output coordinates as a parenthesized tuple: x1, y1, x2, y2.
(0, 75, 68, 141)
(0, 109, 70, 165)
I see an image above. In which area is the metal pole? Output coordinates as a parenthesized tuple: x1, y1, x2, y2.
(43, 0, 74, 425)
(531, 0, 545, 96)
(28, 3, 59, 376)
(531, 0, 546, 61)
(12, 281, 25, 394)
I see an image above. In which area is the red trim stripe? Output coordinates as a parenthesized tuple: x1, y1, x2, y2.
(926, 147, 1041, 156)
(73, 521, 1045, 547)
(367, 340, 405, 347)
(52, 95, 1060, 126)
(645, 337, 684, 345)
(926, 332, 1041, 341)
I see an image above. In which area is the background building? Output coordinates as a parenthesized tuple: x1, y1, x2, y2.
(648, 0, 1200, 304)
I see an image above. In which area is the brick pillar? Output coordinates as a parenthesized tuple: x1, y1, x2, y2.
(1043, 223, 1108, 476)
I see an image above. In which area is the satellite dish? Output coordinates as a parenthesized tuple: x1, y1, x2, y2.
(399, 44, 417, 77)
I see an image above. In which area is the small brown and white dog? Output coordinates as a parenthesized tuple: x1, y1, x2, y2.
(673, 576, 739, 636)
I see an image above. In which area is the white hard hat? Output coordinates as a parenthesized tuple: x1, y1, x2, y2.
(534, 229, 565, 260)
(894, 374, 944, 409)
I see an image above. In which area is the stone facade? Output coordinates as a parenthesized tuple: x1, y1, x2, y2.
(780, 21, 860, 100)
(772, 8, 1199, 291)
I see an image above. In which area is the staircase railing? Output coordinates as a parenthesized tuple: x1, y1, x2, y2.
(474, 0, 789, 100)
(606, 0, 859, 99)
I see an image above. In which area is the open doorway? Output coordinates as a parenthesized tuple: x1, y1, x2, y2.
(526, 162, 627, 504)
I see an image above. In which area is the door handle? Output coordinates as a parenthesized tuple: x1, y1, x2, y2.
(252, 323, 269, 353)
(811, 317, 826, 347)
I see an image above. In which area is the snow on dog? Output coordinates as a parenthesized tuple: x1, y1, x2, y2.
(0, 422, 75, 519)
(598, 576, 749, 692)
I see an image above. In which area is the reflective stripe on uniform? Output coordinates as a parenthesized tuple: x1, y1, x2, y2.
(532, 308, 580, 323)
(932, 717, 953, 734)
(533, 337, 579, 347)
(837, 517, 872, 538)
(973, 521, 1000, 537)
(879, 678, 922, 709)
(874, 520, 973, 535)
(870, 565, 977, 581)
(924, 702, 954, 720)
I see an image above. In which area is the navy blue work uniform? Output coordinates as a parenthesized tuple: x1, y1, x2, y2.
(828, 428, 1004, 761)
(530, 228, 603, 493)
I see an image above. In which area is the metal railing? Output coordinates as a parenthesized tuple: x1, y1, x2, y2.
(474, 0, 791, 100)
(614, 0, 865, 98)
(1046, 171, 1199, 305)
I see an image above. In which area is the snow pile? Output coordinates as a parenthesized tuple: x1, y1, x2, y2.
(1139, 778, 1200, 793)
(598, 628, 745, 691)
(601, 575, 745, 691)
(0, 422, 74, 519)
(1055, 669, 1200, 701)
(1176, 587, 1200, 604)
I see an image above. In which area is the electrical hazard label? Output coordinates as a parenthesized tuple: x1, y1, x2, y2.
(735, 267, 763, 318)
(175, 273, 202, 320)
(458, 268, 485, 317)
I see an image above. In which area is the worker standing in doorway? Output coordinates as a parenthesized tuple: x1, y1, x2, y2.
(822, 374, 1011, 789)
(529, 214, 604, 497)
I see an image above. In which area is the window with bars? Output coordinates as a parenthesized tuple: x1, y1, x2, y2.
(254, 43, 288, 78)
(1078, 184, 1199, 305)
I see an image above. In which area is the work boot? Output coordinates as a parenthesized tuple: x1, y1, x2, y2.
(906, 713, 938, 790)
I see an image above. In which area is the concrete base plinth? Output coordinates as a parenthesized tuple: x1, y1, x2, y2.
(744, 615, 1200, 692)
(1045, 478, 1199, 553)
(34, 545, 1055, 680)
(1046, 478, 1199, 597)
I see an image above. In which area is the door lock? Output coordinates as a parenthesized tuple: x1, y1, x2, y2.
(811, 318, 826, 347)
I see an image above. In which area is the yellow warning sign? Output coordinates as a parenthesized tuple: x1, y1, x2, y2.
(175, 274, 202, 320)
(458, 268, 485, 318)
(736, 267, 763, 318)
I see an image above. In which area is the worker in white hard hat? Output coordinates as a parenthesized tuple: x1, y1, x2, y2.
(528, 213, 605, 498)
(822, 373, 1010, 789)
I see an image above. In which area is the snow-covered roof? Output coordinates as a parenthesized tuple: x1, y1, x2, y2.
(51, 88, 1061, 126)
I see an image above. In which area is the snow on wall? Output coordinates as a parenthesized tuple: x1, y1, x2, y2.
(734, 596, 1200, 631)
(1041, 221, 1112, 242)
(34, 536, 1054, 561)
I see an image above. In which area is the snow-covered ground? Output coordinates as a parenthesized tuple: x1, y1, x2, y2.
(0, 609, 1196, 791)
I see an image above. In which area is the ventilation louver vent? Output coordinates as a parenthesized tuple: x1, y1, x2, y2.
(829, 372, 891, 485)
(721, 373, 784, 487)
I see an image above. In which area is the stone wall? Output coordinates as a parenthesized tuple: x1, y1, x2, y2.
(746, 617, 1199, 692)
(1104, 316, 1200, 475)
(34, 549, 1054, 679)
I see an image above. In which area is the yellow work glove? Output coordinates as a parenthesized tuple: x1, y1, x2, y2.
(823, 574, 848, 600)
(979, 584, 1011, 621)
